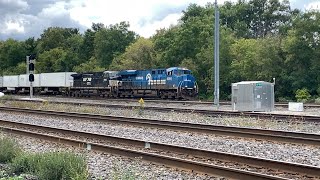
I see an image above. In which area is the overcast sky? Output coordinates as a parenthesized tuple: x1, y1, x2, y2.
(0, 0, 319, 40)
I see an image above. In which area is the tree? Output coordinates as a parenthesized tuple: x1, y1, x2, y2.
(63, 34, 84, 71)
(0, 39, 27, 74)
(73, 57, 104, 73)
(37, 48, 67, 73)
(79, 23, 105, 61)
(2, 62, 27, 75)
(110, 38, 157, 70)
(220, 0, 293, 38)
(36, 27, 79, 53)
(94, 22, 137, 68)
(283, 11, 320, 96)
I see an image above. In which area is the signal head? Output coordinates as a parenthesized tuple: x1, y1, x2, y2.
(29, 74, 34, 82)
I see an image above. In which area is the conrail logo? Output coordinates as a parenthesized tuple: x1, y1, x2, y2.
(146, 73, 166, 85)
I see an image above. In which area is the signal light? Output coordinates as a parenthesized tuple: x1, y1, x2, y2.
(29, 54, 36, 61)
(29, 74, 34, 82)
(28, 54, 36, 82)
(29, 63, 34, 71)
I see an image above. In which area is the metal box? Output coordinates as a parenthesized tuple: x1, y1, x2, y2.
(3, 75, 19, 88)
(232, 81, 274, 112)
(18, 74, 40, 87)
(40, 72, 75, 87)
(0, 77, 3, 87)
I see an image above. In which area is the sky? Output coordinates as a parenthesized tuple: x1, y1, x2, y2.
(0, 0, 319, 40)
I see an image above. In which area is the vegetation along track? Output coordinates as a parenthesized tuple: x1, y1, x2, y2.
(13, 95, 320, 108)
(1, 118, 319, 179)
(8, 96, 320, 123)
(10, 98, 320, 123)
(82, 98, 320, 108)
(1, 106, 320, 146)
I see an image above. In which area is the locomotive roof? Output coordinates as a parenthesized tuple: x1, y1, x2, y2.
(166, 67, 190, 71)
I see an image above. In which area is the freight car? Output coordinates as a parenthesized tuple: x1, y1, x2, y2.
(0, 72, 75, 94)
(69, 67, 198, 100)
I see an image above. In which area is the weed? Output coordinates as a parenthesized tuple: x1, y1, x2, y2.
(10, 152, 88, 180)
(0, 137, 21, 163)
(111, 160, 146, 180)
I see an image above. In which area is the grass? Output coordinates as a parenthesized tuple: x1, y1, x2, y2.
(10, 152, 88, 180)
(0, 135, 88, 180)
(111, 160, 146, 180)
(0, 137, 21, 163)
(0, 95, 13, 101)
(0, 95, 14, 105)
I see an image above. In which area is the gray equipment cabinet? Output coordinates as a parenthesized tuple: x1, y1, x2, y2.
(232, 81, 274, 112)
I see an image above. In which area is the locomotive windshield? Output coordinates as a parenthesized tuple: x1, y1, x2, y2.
(177, 70, 191, 76)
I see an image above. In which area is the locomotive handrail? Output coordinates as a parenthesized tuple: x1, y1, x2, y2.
(178, 81, 183, 94)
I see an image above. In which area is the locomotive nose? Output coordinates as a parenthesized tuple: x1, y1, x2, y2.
(182, 74, 195, 88)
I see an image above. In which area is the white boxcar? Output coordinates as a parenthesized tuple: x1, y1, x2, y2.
(18, 74, 40, 87)
(3, 75, 19, 88)
(40, 72, 76, 87)
(0, 77, 3, 87)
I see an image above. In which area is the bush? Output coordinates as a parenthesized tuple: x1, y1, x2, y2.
(295, 88, 311, 102)
(11, 152, 88, 180)
(0, 137, 21, 163)
(0, 95, 13, 100)
(315, 97, 320, 104)
(277, 97, 292, 102)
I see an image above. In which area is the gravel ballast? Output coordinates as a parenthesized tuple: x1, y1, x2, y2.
(1, 111, 320, 168)
(0, 132, 221, 180)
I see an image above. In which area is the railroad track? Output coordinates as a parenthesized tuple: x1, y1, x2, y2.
(110, 99, 320, 108)
(1, 107, 320, 146)
(9, 95, 320, 108)
(1, 119, 319, 180)
(8, 98, 320, 123)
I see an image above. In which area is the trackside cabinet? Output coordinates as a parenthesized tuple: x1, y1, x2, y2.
(232, 81, 274, 112)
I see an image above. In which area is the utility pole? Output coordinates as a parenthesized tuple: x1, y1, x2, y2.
(214, 0, 220, 108)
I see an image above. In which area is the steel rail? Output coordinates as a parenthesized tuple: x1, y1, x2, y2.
(1, 107, 320, 146)
(0, 122, 301, 180)
(13, 98, 320, 122)
(0, 119, 319, 177)
(19, 96, 320, 108)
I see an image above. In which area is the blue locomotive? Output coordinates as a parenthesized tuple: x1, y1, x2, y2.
(70, 67, 198, 100)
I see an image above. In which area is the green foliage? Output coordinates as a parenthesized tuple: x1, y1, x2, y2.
(317, 86, 320, 96)
(277, 97, 292, 103)
(220, 0, 292, 38)
(94, 21, 137, 68)
(110, 38, 157, 70)
(0, 39, 27, 74)
(37, 48, 67, 73)
(295, 88, 311, 102)
(10, 152, 88, 180)
(315, 97, 320, 104)
(0, 137, 21, 163)
(36, 27, 79, 53)
(2, 62, 27, 75)
(0, 1, 319, 100)
(73, 57, 104, 73)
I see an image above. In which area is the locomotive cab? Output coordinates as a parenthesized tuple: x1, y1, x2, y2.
(166, 67, 198, 99)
